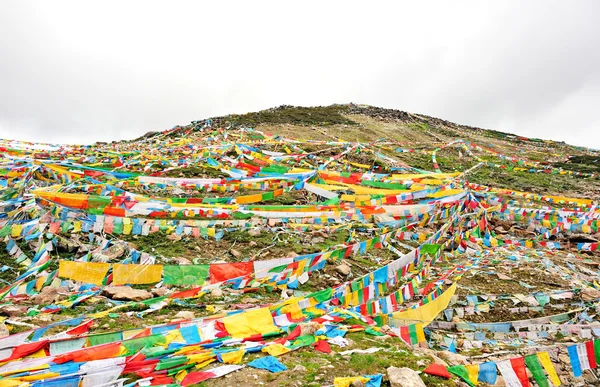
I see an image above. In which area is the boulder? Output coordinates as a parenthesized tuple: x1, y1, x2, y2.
(581, 287, 600, 302)
(0, 305, 29, 317)
(102, 286, 152, 301)
(292, 365, 307, 373)
(300, 322, 320, 336)
(174, 311, 195, 320)
(438, 350, 469, 365)
(336, 264, 351, 276)
(32, 286, 69, 305)
(211, 288, 223, 298)
(248, 228, 261, 237)
(387, 366, 426, 387)
(230, 249, 243, 258)
(152, 287, 170, 297)
(0, 323, 9, 338)
(171, 256, 192, 265)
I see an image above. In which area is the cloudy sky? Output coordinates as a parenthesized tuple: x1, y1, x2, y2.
(1, 1, 599, 147)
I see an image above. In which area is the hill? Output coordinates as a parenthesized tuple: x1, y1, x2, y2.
(0, 104, 599, 386)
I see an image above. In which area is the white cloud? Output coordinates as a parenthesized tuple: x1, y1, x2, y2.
(0, 0, 598, 146)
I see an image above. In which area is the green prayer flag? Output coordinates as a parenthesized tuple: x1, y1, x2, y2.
(448, 365, 475, 387)
(420, 243, 441, 256)
(524, 354, 549, 387)
(408, 324, 418, 344)
(163, 265, 209, 286)
(308, 287, 333, 303)
(88, 331, 123, 347)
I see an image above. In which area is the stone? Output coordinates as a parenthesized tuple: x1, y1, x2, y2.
(292, 365, 307, 373)
(167, 233, 181, 242)
(581, 288, 600, 302)
(387, 366, 426, 387)
(230, 249, 242, 258)
(102, 286, 152, 301)
(495, 226, 508, 234)
(335, 264, 351, 276)
(249, 241, 258, 247)
(152, 287, 170, 297)
(171, 257, 192, 265)
(32, 286, 69, 305)
(0, 305, 28, 317)
(300, 322, 320, 336)
(311, 237, 325, 244)
(241, 297, 260, 304)
(211, 288, 224, 298)
(248, 228, 261, 236)
(174, 311, 195, 320)
(439, 350, 469, 365)
(0, 323, 9, 338)
(350, 381, 365, 387)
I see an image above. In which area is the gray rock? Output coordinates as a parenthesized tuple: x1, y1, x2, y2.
(174, 311, 195, 320)
(336, 264, 351, 276)
(32, 286, 70, 305)
(0, 305, 28, 317)
(102, 286, 152, 301)
(292, 365, 307, 373)
(387, 366, 426, 387)
(230, 249, 243, 258)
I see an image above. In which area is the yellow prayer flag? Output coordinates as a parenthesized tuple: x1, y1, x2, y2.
(392, 283, 457, 327)
(113, 263, 163, 285)
(537, 351, 561, 386)
(58, 261, 111, 285)
(221, 307, 277, 339)
(465, 364, 479, 386)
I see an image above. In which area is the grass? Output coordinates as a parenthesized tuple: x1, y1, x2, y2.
(213, 105, 357, 128)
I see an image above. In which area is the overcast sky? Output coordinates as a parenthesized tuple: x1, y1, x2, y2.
(1, 1, 599, 147)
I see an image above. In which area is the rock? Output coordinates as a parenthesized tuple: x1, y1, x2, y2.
(350, 380, 366, 387)
(568, 233, 598, 243)
(0, 323, 8, 338)
(249, 241, 257, 247)
(439, 351, 469, 365)
(495, 226, 508, 234)
(581, 288, 600, 302)
(103, 243, 126, 259)
(211, 288, 224, 298)
(311, 237, 325, 244)
(174, 311, 195, 320)
(32, 286, 69, 305)
(171, 257, 192, 265)
(465, 241, 482, 251)
(152, 287, 170, 297)
(230, 249, 242, 258)
(248, 228, 261, 236)
(387, 366, 426, 387)
(300, 322, 320, 336)
(167, 233, 181, 242)
(292, 365, 307, 373)
(0, 305, 28, 317)
(286, 252, 299, 258)
(241, 297, 260, 304)
(102, 286, 152, 301)
(335, 264, 351, 276)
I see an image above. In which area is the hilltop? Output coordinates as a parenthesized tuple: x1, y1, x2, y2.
(0, 104, 599, 386)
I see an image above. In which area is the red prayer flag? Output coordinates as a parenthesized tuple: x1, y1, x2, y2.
(210, 262, 253, 283)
